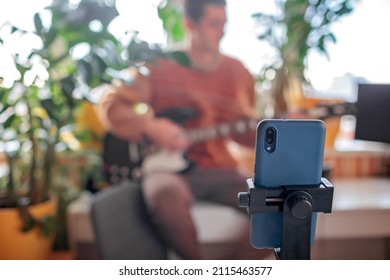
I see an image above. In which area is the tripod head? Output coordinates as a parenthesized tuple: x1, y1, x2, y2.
(238, 177, 334, 260)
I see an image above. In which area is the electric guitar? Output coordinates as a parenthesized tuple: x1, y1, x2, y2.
(103, 111, 258, 184)
(103, 102, 356, 184)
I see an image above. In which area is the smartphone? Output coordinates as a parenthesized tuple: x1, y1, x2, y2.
(251, 119, 326, 249)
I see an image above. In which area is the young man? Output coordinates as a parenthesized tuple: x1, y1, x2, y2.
(98, 0, 264, 259)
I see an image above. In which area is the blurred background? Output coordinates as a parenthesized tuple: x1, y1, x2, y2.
(1, 0, 390, 260)
(2, 0, 389, 99)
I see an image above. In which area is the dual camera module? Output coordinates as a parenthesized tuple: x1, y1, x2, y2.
(264, 127, 276, 153)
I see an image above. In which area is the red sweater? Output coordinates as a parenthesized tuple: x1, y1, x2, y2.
(147, 55, 257, 169)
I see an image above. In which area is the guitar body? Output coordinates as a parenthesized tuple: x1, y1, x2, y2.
(102, 107, 198, 184)
(103, 132, 142, 184)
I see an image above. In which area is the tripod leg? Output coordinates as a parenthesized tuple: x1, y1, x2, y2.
(280, 191, 313, 260)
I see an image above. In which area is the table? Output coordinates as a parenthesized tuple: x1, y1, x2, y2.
(313, 177, 390, 259)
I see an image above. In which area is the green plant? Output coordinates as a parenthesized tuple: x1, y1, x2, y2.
(0, 0, 126, 249)
(252, 0, 358, 115)
(157, 0, 186, 44)
(1, 0, 202, 247)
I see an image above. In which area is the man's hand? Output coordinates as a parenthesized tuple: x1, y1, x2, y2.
(144, 118, 191, 152)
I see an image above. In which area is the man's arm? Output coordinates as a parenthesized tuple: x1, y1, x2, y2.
(97, 68, 153, 141)
(97, 68, 191, 152)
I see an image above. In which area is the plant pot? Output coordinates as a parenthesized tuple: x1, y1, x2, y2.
(0, 196, 57, 260)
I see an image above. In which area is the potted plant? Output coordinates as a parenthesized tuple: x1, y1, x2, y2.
(252, 0, 358, 115)
(250, 0, 358, 148)
(0, 0, 123, 259)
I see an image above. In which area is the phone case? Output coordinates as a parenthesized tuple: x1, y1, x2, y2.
(251, 119, 326, 249)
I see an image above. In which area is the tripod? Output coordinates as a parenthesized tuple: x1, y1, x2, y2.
(238, 178, 334, 260)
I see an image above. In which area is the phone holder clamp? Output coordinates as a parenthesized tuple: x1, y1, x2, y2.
(238, 177, 334, 260)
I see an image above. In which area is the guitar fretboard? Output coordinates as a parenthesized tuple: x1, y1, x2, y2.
(184, 102, 355, 143)
(185, 119, 259, 143)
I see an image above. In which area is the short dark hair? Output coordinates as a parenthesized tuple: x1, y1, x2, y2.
(184, 0, 226, 22)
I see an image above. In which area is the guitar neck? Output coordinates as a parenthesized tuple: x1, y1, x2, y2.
(185, 118, 259, 144)
(183, 102, 355, 144)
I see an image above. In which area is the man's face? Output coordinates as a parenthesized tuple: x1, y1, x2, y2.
(190, 4, 226, 53)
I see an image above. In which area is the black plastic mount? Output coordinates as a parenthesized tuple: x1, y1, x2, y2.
(238, 177, 334, 260)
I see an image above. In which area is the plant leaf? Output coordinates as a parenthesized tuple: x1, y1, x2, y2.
(34, 13, 44, 35)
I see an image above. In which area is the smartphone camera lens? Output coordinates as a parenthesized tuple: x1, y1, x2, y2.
(264, 127, 276, 153)
(266, 128, 274, 143)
